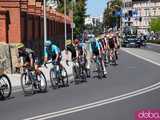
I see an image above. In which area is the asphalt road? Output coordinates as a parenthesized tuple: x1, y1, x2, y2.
(0, 49, 160, 120)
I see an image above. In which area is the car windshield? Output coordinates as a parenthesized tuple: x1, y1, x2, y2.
(126, 35, 136, 41)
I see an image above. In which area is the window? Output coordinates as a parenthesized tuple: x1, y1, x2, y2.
(153, 8, 156, 16)
(144, 9, 149, 16)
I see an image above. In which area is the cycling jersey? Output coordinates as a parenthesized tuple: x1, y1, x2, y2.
(108, 38, 115, 49)
(18, 48, 34, 64)
(98, 41, 104, 52)
(44, 44, 61, 60)
(90, 41, 100, 56)
(76, 43, 86, 56)
(66, 44, 76, 60)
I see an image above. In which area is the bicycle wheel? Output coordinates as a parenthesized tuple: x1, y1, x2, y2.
(0, 74, 12, 99)
(97, 63, 103, 79)
(81, 67, 87, 82)
(37, 71, 47, 92)
(73, 65, 80, 84)
(21, 72, 34, 95)
(112, 53, 117, 65)
(50, 69, 59, 89)
(86, 68, 91, 78)
(61, 66, 69, 87)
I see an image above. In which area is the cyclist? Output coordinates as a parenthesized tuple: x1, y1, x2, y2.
(108, 33, 118, 63)
(16, 43, 39, 73)
(74, 39, 87, 58)
(114, 32, 120, 60)
(66, 43, 77, 61)
(44, 40, 61, 65)
(100, 36, 109, 63)
(73, 39, 88, 66)
(90, 38, 107, 75)
(97, 38, 105, 54)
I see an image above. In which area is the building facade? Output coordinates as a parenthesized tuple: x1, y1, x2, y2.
(85, 16, 103, 26)
(0, 0, 72, 50)
(0, 0, 72, 73)
(132, 0, 160, 34)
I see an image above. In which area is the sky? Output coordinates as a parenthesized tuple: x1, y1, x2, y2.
(86, 0, 107, 17)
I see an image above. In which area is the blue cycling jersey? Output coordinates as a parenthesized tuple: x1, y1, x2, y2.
(44, 44, 60, 58)
(90, 40, 100, 52)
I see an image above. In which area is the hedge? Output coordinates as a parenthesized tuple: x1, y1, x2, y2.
(147, 40, 160, 44)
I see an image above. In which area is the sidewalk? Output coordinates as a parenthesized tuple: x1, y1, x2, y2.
(7, 50, 74, 92)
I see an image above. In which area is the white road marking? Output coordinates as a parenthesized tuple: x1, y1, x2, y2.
(12, 48, 160, 93)
(24, 81, 160, 120)
(121, 48, 160, 66)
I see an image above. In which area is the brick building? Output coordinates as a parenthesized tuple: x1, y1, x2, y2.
(0, 0, 72, 73)
(0, 0, 72, 52)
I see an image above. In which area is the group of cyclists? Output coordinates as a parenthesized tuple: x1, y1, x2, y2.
(15, 30, 120, 80)
(0, 30, 120, 99)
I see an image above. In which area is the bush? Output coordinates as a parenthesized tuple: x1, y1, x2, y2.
(147, 40, 160, 44)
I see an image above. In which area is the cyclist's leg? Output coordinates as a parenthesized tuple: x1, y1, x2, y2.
(100, 55, 107, 75)
(115, 48, 118, 60)
(86, 49, 91, 70)
(34, 58, 41, 75)
(109, 49, 112, 62)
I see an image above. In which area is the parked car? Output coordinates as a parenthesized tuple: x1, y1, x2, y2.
(122, 35, 138, 48)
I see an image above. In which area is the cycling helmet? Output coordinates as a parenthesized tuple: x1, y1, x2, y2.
(16, 43, 24, 49)
(45, 40, 52, 47)
(89, 37, 96, 43)
(74, 39, 80, 45)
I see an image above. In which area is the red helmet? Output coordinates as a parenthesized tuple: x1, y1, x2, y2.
(74, 39, 80, 45)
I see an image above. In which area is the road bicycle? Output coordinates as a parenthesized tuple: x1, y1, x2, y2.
(0, 59, 12, 99)
(67, 56, 88, 85)
(0, 74, 12, 99)
(72, 58, 81, 84)
(109, 49, 117, 65)
(93, 56, 104, 79)
(21, 66, 47, 95)
(78, 55, 88, 82)
(46, 61, 69, 89)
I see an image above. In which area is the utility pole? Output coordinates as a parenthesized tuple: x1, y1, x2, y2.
(121, 0, 126, 36)
(71, 0, 75, 42)
(43, 0, 47, 46)
(43, 0, 47, 52)
(148, 0, 151, 33)
(64, 0, 67, 46)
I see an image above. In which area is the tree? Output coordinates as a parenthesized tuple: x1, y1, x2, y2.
(149, 18, 160, 32)
(103, 0, 122, 29)
(56, 0, 87, 37)
(73, 0, 86, 37)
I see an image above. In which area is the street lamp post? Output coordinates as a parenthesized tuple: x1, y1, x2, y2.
(64, 0, 67, 45)
(71, 0, 76, 42)
(43, 0, 47, 52)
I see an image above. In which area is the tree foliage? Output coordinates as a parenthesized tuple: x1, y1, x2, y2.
(56, 0, 87, 37)
(103, 0, 122, 28)
(149, 18, 160, 32)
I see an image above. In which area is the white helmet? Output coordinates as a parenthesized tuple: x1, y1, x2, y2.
(45, 40, 52, 47)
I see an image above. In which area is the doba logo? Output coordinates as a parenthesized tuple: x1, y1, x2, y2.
(136, 110, 160, 120)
